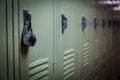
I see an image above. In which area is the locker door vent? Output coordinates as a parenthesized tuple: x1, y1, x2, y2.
(103, 36, 107, 53)
(64, 49, 75, 80)
(81, 43, 90, 78)
(109, 35, 112, 49)
(29, 58, 49, 80)
(94, 40, 101, 68)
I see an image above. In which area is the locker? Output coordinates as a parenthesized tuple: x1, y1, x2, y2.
(92, 5, 103, 72)
(101, 12, 108, 60)
(107, 23, 113, 50)
(0, 0, 7, 80)
(19, 0, 54, 80)
(0, 0, 19, 80)
(79, 0, 94, 80)
(59, 0, 80, 80)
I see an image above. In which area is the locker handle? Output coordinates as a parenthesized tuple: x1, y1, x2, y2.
(94, 18, 98, 29)
(62, 14, 67, 34)
(82, 17, 87, 31)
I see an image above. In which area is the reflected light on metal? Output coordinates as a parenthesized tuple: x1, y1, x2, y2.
(113, 6, 120, 11)
(112, 1, 117, 4)
(98, 0, 120, 5)
(98, 1, 112, 5)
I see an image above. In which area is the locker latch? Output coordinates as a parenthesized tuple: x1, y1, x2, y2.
(108, 19, 112, 27)
(82, 17, 87, 31)
(22, 10, 36, 47)
(62, 14, 67, 34)
(94, 18, 98, 29)
(102, 19, 106, 28)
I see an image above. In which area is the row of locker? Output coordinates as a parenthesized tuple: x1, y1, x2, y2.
(0, 0, 120, 80)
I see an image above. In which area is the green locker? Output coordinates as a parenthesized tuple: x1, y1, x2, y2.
(79, 0, 93, 80)
(0, 0, 7, 80)
(0, 0, 15, 80)
(92, 5, 103, 73)
(59, 0, 80, 80)
(19, 0, 55, 80)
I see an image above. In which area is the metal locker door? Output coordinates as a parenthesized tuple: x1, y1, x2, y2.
(59, 0, 80, 80)
(93, 6, 103, 73)
(19, 0, 54, 80)
(80, 0, 92, 80)
(0, 0, 7, 80)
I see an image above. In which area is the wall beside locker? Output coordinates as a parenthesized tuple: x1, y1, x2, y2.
(1, 0, 120, 80)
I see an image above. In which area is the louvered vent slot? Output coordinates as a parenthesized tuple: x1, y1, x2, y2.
(81, 43, 90, 77)
(109, 35, 112, 49)
(103, 37, 107, 53)
(64, 49, 75, 80)
(29, 58, 49, 80)
(94, 40, 101, 68)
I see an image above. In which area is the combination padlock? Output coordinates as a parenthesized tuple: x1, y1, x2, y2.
(22, 10, 36, 47)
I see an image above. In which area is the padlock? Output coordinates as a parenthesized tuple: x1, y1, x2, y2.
(22, 10, 36, 47)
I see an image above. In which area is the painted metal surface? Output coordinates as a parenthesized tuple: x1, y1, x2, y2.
(0, 0, 120, 80)
(19, 0, 54, 80)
